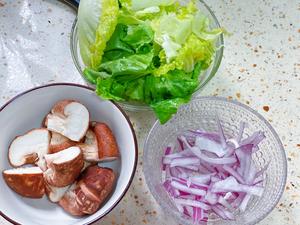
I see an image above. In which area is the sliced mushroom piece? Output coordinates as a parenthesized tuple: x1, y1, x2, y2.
(44, 146, 84, 187)
(46, 100, 89, 142)
(49, 132, 76, 154)
(45, 181, 70, 203)
(58, 184, 86, 216)
(79, 123, 119, 162)
(8, 128, 50, 170)
(59, 165, 116, 216)
(79, 165, 116, 205)
(2, 167, 45, 198)
(78, 129, 99, 162)
(93, 122, 119, 162)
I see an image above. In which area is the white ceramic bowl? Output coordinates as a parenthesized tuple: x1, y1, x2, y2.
(0, 83, 138, 225)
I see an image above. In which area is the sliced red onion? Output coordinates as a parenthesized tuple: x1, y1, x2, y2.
(223, 192, 236, 201)
(174, 198, 211, 211)
(171, 181, 207, 196)
(223, 165, 245, 184)
(226, 138, 239, 149)
(170, 157, 200, 168)
(169, 167, 180, 177)
(199, 161, 217, 173)
(245, 162, 257, 184)
(184, 206, 194, 217)
(161, 121, 267, 222)
(252, 176, 264, 186)
(165, 145, 173, 155)
(189, 174, 213, 185)
(195, 136, 226, 157)
(180, 194, 196, 200)
(171, 177, 209, 191)
(163, 180, 180, 197)
(211, 176, 221, 183)
(162, 145, 173, 170)
(212, 176, 264, 196)
(213, 205, 235, 220)
(231, 193, 246, 208)
(177, 137, 185, 151)
(240, 131, 265, 149)
(211, 205, 227, 220)
(218, 196, 234, 211)
(190, 146, 237, 164)
(181, 165, 199, 171)
(204, 191, 218, 205)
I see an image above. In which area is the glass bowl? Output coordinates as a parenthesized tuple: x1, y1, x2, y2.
(143, 96, 287, 225)
(70, 0, 224, 111)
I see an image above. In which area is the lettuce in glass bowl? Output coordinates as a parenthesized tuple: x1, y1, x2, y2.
(71, 0, 224, 124)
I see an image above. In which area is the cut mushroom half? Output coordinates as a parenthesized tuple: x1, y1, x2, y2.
(8, 128, 50, 170)
(78, 129, 99, 162)
(46, 100, 89, 142)
(44, 146, 84, 187)
(79, 123, 119, 162)
(93, 122, 119, 162)
(2, 167, 45, 198)
(59, 165, 116, 216)
(49, 132, 76, 154)
(45, 181, 70, 203)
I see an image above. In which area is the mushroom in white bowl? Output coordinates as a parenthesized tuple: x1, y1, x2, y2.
(0, 83, 137, 225)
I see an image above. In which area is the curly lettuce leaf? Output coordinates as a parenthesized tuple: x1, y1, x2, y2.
(131, 0, 174, 11)
(151, 12, 192, 46)
(192, 11, 224, 41)
(96, 78, 125, 101)
(99, 51, 154, 82)
(151, 98, 190, 124)
(77, 0, 119, 69)
(154, 34, 214, 75)
(83, 68, 111, 84)
(121, 23, 154, 49)
(93, 22, 155, 82)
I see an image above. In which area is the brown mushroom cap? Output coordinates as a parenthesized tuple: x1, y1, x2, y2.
(44, 146, 84, 187)
(8, 128, 50, 170)
(59, 165, 116, 216)
(3, 167, 45, 198)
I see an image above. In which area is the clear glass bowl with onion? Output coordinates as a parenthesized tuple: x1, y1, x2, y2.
(143, 96, 287, 225)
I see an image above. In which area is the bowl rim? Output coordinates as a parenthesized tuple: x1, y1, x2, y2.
(143, 96, 287, 225)
(0, 82, 138, 225)
(69, 0, 224, 111)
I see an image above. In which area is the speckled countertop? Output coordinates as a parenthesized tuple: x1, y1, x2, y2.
(0, 0, 299, 224)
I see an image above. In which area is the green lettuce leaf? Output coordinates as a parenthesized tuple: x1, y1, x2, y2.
(95, 62, 202, 123)
(98, 22, 155, 82)
(131, 0, 174, 11)
(150, 97, 190, 124)
(96, 78, 125, 101)
(154, 34, 214, 75)
(121, 23, 154, 49)
(99, 51, 154, 82)
(77, 0, 119, 69)
(192, 11, 224, 41)
(83, 68, 111, 84)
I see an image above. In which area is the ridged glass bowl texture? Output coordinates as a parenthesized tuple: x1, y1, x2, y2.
(70, 0, 224, 111)
(143, 97, 287, 225)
